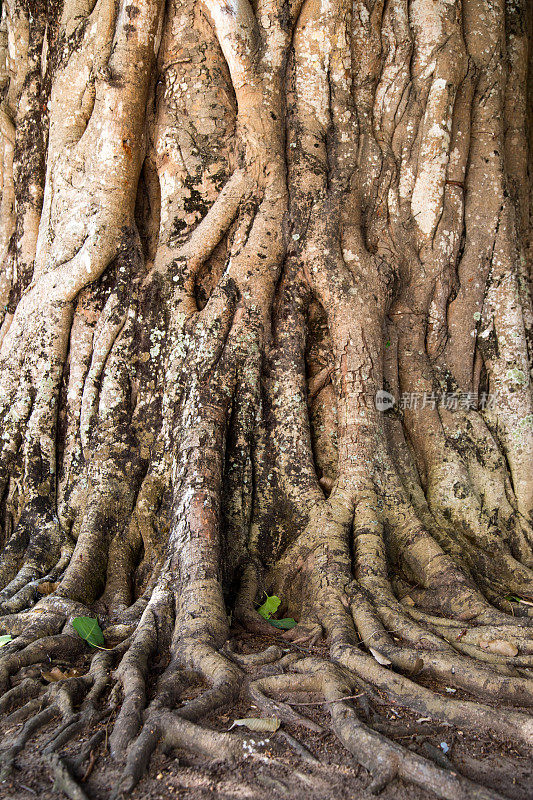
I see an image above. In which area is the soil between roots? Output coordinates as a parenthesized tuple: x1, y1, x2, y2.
(0, 631, 531, 800)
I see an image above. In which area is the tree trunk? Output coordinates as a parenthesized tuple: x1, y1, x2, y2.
(0, 0, 532, 797)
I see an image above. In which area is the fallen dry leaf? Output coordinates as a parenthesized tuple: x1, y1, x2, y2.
(369, 647, 392, 666)
(42, 667, 68, 682)
(42, 666, 85, 682)
(37, 581, 58, 595)
(479, 639, 518, 657)
(229, 717, 280, 733)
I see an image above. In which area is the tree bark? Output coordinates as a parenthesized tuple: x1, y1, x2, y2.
(0, 0, 532, 798)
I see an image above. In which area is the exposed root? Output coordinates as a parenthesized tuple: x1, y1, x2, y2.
(275, 729, 321, 764)
(249, 673, 326, 732)
(45, 752, 90, 800)
(332, 643, 533, 749)
(289, 657, 512, 800)
(1, 558, 532, 800)
(225, 642, 284, 667)
(0, 633, 86, 693)
(114, 711, 248, 798)
(0, 676, 41, 715)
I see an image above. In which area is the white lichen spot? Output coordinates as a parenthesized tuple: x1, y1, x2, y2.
(506, 368, 527, 386)
(342, 249, 356, 263)
(411, 78, 452, 238)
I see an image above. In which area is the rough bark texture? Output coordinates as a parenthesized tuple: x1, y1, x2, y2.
(0, 0, 532, 798)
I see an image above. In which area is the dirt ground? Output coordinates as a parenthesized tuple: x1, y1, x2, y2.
(1, 630, 532, 800)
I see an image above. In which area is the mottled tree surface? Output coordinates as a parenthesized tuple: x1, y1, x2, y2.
(0, 1, 532, 798)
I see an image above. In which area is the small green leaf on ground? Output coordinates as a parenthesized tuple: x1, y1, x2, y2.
(267, 618, 297, 630)
(0, 634, 12, 647)
(72, 616, 105, 648)
(504, 594, 533, 607)
(230, 717, 280, 733)
(258, 595, 281, 619)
